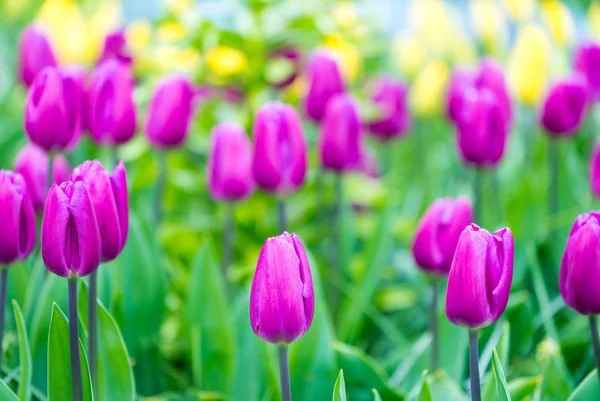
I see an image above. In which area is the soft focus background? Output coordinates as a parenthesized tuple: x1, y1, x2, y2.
(2, 0, 600, 400)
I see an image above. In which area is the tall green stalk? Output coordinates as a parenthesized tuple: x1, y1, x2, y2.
(68, 278, 83, 401)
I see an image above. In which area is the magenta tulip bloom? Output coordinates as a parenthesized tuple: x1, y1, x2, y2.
(446, 224, 514, 330)
(87, 59, 137, 145)
(0, 171, 36, 264)
(24, 66, 84, 152)
(446, 68, 475, 124)
(412, 197, 474, 276)
(208, 123, 254, 201)
(303, 51, 345, 122)
(250, 232, 314, 344)
(145, 76, 195, 149)
(14, 144, 71, 210)
(591, 142, 600, 198)
(98, 30, 132, 65)
(319, 93, 363, 172)
(367, 76, 412, 141)
(456, 88, 508, 167)
(41, 181, 101, 277)
(70, 161, 128, 262)
(18, 24, 57, 87)
(252, 102, 307, 195)
(540, 75, 588, 137)
(575, 42, 600, 102)
(560, 212, 600, 315)
(476, 58, 512, 124)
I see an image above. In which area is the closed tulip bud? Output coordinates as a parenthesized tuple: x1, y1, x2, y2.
(476, 58, 513, 124)
(14, 144, 71, 210)
(0, 171, 37, 264)
(591, 142, 600, 198)
(412, 197, 474, 275)
(367, 76, 412, 140)
(560, 212, 600, 315)
(99, 30, 132, 65)
(87, 60, 137, 145)
(319, 93, 363, 172)
(250, 232, 314, 344)
(70, 161, 128, 262)
(540, 75, 588, 136)
(145, 76, 195, 149)
(303, 51, 345, 122)
(446, 68, 475, 124)
(252, 102, 307, 195)
(456, 88, 509, 167)
(575, 42, 600, 102)
(446, 224, 514, 330)
(18, 24, 57, 87)
(24, 66, 84, 152)
(208, 123, 254, 201)
(41, 181, 101, 278)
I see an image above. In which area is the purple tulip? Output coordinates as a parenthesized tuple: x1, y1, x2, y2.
(412, 197, 474, 276)
(475, 58, 512, 124)
(540, 75, 588, 137)
(252, 102, 307, 195)
(319, 93, 363, 172)
(591, 142, 600, 198)
(575, 42, 600, 103)
(18, 24, 57, 87)
(0, 171, 36, 264)
(250, 232, 314, 344)
(303, 51, 345, 122)
(208, 123, 254, 201)
(98, 30, 132, 65)
(87, 60, 137, 146)
(367, 76, 412, 141)
(69, 161, 128, 262)
(446, 68, 475, 124)
(269, 47, 301, 90)
(446, 224, 514, 330)
(14, 144, 71, 210)
(24, 66, 85, 152)
(456, 88, 509, 167)
(145, 76, 195, 149)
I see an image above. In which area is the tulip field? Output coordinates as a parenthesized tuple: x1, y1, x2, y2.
(4, 0, 600, 400)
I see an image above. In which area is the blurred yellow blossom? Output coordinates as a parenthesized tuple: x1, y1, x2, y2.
(206, 46, 248, 77)
(541, 0, 573, 46)
(126, 20, 153, 53)
(502, 0, 536, 22)
(333, 2, 358, 28)
(411, 0, 453, 42)
(153, 46, 201, 74)
(446, 31, 478, 65)
(508, 24, 550, 106)
(391, 33, 426, 79)
(470, 0, 506, 55)
(157, 21, 187, 43)
(322, 33, 362, 82)
(589, 1, 600, 37)
(410, 59, 450, 117)
(166, 0, 195, 15)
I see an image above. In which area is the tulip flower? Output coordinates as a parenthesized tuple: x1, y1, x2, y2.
(303, 51, 345, 122)
(14, 144, 71, 210)
(18, 24, 57, 87)
(446, 68, 475, 124)
(446, 224, 513, 401)
(575, 42, 600, 103)
(540, 75, 588, 137)
(366, 76, 412, 141)
(98, 30, 133, 65)
(250, 232, 314, 401)
(591, 142, 600, 199)
(476, 58, 512, 124)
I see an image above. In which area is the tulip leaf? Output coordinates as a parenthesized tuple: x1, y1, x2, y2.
(78, 281, 136, 401)
(491, 349, 511, 401)
(0, 378, 17, 401)
(372, 388, 382, 401)
(12, 301, 31, 401)
(332, 370, 347, 401)
(482, 323, 510, 401)
(508, 377, 542, 400)
(567, 369, 600, 400)
(418, 377, 433, 401)
(427, 372, 468, 401)
(47, 303, 93, 401)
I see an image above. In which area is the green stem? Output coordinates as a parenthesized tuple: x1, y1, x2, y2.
(0, 268, 8, 369)
(469, 331, 481, 401)
(154, 151, 167, 230)
(278, 198, 287, 234)
(88, 271, 98, 399)
(332, 173, 344, 315)
(549, 139, 559, 244)
(68, 278, 82, 401)
(277, 346, 292, 401)
(223, 203, 234, 274)
(430, 278, 439, 372)
(589, 315, 600, 382)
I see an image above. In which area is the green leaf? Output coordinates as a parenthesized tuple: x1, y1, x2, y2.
(12, 301, 31, 401)
(372, 388, 383, 401)
(482, 323, 510, 401)
(567, 370, 600, 400)
(332, 370, 347, 401)
(491, 349, 511, 401)
(427, 372, 468, 401)
(78, 282, 136, 401)
(0, 378, 18, 401)
(508, 377, 542, 400)
(47, 303, 93, 401)
(418, 377, 433, 401)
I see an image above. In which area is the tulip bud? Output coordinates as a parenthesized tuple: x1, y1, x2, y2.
(0, 171, 36, 264)
(446, 68, 475, 124)
(14, 144, 71, 210)
(18, 24, 57, 87)
(575, 42, 600, 102)
(70, 161, 128, 262)
(560, 212, 600, 315)
(591, 142, 600, 198)
(87, 60, 137, 146)
(476, 58, 513, 124)
(456, 88, 509, 167)
(540, 75, 588, 136)
(303, 51, 345, 122)
(24, 66, 84, 152)
(208, 123, 254, 201)
(99, 30, 132, 65)
(41, 181, 101, 278)
(319, 93, 363, 172)
(412, 197, 474, 275)
(446, 224, 514, 330)
(367, 76, 412, 141)
(145, 76, 195, 149)
(252, 102, 307, 195)
(250, 232, 314, 344)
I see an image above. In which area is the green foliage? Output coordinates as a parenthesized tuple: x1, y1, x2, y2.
(333, 370, 347, 401)
(12, 301, 31, 401)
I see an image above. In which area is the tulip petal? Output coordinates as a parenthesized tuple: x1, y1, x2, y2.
(41, 184, 71, 277)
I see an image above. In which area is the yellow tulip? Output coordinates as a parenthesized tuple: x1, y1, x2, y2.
(391, 32, 426, 79)
(206, 46, 248, 77)
(166, 0, 195, 15)
(333, 2, 358, 28)
(470, 0, 506, 55)
(410, 59, 450, 117)
(126, 20, 153, 53)
(153, 46, 201, 74)
(541, 0, 573, 46)
(589, 1, 600, 37)
(157, 21, 187, 43)
(502, 0, 536, 22)
(322, 33, 362, 82)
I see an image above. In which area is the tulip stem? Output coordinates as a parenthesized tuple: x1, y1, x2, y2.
(333, 173, 344, 316)
(430, 278, 439, 372)
(0, 268, 8, 369)
(278, 199, 287, 234)
(88, 271, 98, 399)
(549, 139, 559, 244)
(154, 150, 167, 229)
(277, 346, 292, 401)
(473, 168, 483, 225)
(589, 315, 600, 381)
(468, 330, 481, 401)
(223, 203, 234, 274)
(68, 278, 83, 401)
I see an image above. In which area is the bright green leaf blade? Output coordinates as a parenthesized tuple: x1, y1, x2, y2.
(0, 378, 18, 401)
(332, 370, 347, 401)
(418, 377, 433, 401)
(491, 349, 511, 401)
(12, 301, 31, 401)
(428, 372, 468, 401)
(567, 369, 600, 400)
(482, 323, 510, 401)
(372, 388, 382, 401)
(508, 377, 542, 400)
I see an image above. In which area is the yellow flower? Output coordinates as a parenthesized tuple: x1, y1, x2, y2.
(589, 1, 600, 37)
(541, 0, 573, 46)
(126, 20, 153, 53)
(322, 33, 362, 82)
(411, 0, 453, 41)
(391, 33, 426, 79)
(333, 2, 358, 28)
(470, 0, 506, 54)
(157, 21, 187, 43)
(205, 46, 248, 77)
(410, 59, 450, 117)
(502, 0, 536, 22)
(153, 46, 201, 74)
(508, 24, 550, 106)
(166, 0, 195, 15)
